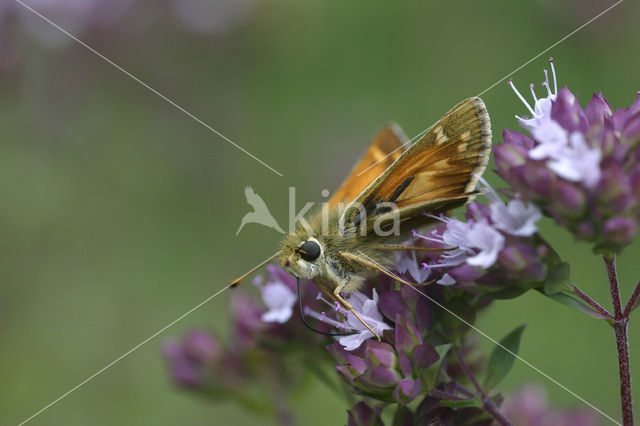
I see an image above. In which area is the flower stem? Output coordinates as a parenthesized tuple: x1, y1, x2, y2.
(431, 388, 467, 401)
(605, 255, 624, 318)
(623, 281, 640, 318)
(456, 351, 512, 426)
(454, 383, 476, 398)
(274, 394, 297, 426)
(571, 284, 614, 319)
(604, 255, 634, 426)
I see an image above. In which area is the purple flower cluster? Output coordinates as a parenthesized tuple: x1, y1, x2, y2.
(3, 0, 258, 42)
(347, 398, 492, 426)
(0, 0, 259, 73)
(162, 266, 338, 398)
(163, 262, 501, 423)
(163, 329, 222, 389)
(501, 385, 597, 426)
(327, 286, 441, 405)
(169, 0, 258, 36)
(164, 251, 601, 424)
(232, 265, 339, 346)
(496, 59, 640, 252)
(409, 183, 559, 298)
(327, 284, 513, 425)
(346, 383, 598, 426)
(11, 0, 133, 47)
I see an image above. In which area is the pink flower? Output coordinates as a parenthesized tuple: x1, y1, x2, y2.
(502, 385, 597, 426)
(339, 290, 392, 351)
(260, 281, 296, 323)
(510, 59, 601, 189)
(305, 289, 391, 351)
(417, 217, 505, 270)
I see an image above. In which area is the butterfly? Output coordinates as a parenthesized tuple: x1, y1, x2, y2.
(230, 97, 492, 340)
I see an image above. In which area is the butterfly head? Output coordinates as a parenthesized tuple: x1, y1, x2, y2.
(278, 235, 324, 280)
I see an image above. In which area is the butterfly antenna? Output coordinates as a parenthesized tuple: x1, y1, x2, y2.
(229, 251, 281, 287)
(297, 278, 353, 337)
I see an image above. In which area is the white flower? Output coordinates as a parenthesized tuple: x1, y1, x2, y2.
(437, 273, 456, 286)
(479, 176, 542, 237)
(510, 59, 602, 189)
(510, 61, 558, 130)
(304, 289, 391, 351)
(338, 289, 391, 351)
(396, 250, 432, 283)
(462, 221, 505, 268)
(437, 220, 481, 267)
(529, 120, 568, 158)
(260, 281, 296, 323)
(418, 216, 505, 270)
(490, 199, 542, 237)
(510, 59, 568, 158)
(547, 132, 601, 189)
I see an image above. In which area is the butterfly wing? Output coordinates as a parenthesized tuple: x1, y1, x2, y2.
(341, 97, 491, 230)
(328, 123, 407, 208)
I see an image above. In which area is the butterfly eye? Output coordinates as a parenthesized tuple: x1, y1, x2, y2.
(297, 240, 321, 262)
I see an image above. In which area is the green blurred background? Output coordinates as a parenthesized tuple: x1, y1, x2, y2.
(1, 0, 638, 424)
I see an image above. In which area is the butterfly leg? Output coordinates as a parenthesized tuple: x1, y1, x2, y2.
(333, 282, 381, 342)
(338, 251, 433, 287)
(315, 282, 350, 321)
(317, 283, 337, 302)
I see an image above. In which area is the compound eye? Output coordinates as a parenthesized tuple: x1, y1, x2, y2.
(297, 240, 321, 262)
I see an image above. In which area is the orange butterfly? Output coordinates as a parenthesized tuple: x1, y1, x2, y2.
(231, 97, 492, 339)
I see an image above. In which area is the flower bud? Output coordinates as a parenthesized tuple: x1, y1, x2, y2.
(347, 401, 384, 426)
(393, 378, 421, 405)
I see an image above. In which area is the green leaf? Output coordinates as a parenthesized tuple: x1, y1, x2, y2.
(421, 343, 451, 389)
(439, 394, 483, 408)
(483, 325, 526, 390)
(543, 263, 571, 295)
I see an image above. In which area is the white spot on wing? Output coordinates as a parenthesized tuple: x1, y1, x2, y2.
(435, 126, 448, 145)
